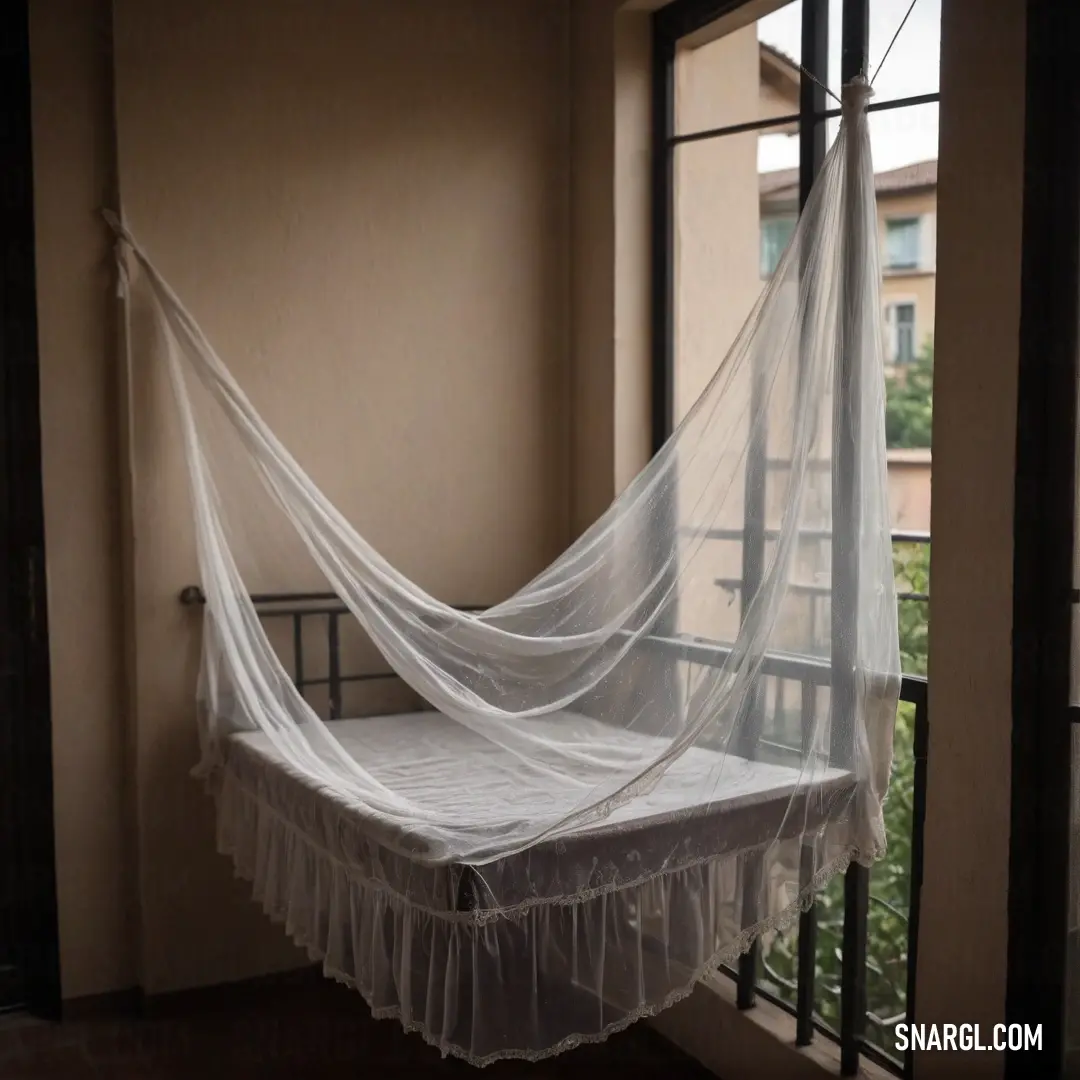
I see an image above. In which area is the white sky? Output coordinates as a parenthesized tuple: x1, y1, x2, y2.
(756, 0, 941, 173)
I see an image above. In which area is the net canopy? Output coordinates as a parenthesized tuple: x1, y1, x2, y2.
(107, 77, 899, 1065)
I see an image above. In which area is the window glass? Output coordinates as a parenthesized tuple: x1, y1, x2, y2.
(760, 215, 797, 277)
(886, 218, 921, 269)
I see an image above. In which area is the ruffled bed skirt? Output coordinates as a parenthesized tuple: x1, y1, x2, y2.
(210, 763, 860, 1066)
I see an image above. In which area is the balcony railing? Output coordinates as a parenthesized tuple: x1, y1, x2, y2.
(713, 670, 927, 1078)
(704, 529, 930, 1078)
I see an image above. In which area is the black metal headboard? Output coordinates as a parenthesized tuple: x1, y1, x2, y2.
(180, 585, 490, 907)
(179, 586, 484, 720)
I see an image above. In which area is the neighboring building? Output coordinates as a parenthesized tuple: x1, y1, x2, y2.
(753, 46, 936, 533)
(673, 35, 933, 541)
(757, 40, 801, 130)
(884, 446, 933, 534)
(760, 160, 938, 371)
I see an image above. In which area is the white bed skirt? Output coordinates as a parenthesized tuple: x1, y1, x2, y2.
(211, 761, 857, 1066)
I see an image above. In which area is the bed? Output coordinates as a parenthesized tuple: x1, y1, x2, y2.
(221, 710, 853, 914)
(183, 587, 858, 1063)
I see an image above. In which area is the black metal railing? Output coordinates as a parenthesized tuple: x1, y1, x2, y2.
(712, 671, 927, 1079)
(178, 586, 484, 720)
(704, 528, 931, 606)
(703, 529, 930, 1078)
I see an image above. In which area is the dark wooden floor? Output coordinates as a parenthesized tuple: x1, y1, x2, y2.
(0, 972, 713, 1079)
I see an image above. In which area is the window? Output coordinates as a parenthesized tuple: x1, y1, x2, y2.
(653, 4, 940, 1073)
(885, 301, 917, 364)
(885, 217, 921, 270)
(760, 215, 796, 278)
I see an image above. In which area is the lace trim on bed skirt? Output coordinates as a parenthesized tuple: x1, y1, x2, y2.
(208, 764, 875, 1066)
(208, 761, 882, 924)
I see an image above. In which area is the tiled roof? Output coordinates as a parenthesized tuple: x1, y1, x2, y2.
(760, 159, 938, 200)
(760, 41, 800, 73)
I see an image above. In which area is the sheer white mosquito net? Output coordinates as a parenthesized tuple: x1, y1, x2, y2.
(106, 76, 899, 1065)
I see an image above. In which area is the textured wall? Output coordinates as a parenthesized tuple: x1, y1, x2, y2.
(33, 0, 577, 996)
(916, 2, 1026, 1077)
(569, 0, 653, 536)
(30, 0, 138, 999)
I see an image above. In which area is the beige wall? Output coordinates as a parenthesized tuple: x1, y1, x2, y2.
(30, 0, 138, 1000)
(569, 0, 654, 533)
(31, 0, 593, 998)
(570, 1, 619, 536)
(611, 9, 655, 496)
(32, 0, 659, 1005)
(915, 2, 1026, 1077)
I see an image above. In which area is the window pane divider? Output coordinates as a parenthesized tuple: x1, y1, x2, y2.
(671, 90, 940, 148)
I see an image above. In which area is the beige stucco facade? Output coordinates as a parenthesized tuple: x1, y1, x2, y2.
(672, 29, 938, 653)
(888, 449, 933, 533)
(674, 26, 766, 422)
(760, 167, 937, 375)
(751, 58, 937, 531)
(880, 187, 938, 361)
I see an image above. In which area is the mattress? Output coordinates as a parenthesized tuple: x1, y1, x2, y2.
(219, 710, 853, 914)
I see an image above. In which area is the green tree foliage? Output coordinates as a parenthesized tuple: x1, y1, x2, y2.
(885, 341, 934, 450)
(756, 540, 930, 1059)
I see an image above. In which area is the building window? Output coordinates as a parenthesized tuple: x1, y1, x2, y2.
(760, 215, 796, 278)
(885, 301, 917, 364)
(885, 217, 921, 270)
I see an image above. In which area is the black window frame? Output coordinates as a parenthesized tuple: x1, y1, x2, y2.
(649, 2, 939, 1076)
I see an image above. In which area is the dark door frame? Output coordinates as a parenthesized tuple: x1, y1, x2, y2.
(0, 0, 62, 1020)
(1006, 0, 1080, 1075)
